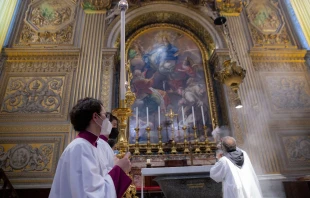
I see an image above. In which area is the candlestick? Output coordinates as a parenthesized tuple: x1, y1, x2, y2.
(157, 126, 164, 155)
(201, 106, 205, 126)
(134, 127, 140, 155)
(119, 1, 127, 101)
(146, 107, 149, 126)
(158, 106, 160, 126)
(146, 126, 152, 155)
(192, 106, 196, 127)
(136, 107, 138, 128)
(182, 126, 189, 154)
(182, 106, 185, 125)
(146, 159, 151, 164)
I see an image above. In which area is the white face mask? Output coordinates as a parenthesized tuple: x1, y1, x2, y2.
(100, 117, 112, 136)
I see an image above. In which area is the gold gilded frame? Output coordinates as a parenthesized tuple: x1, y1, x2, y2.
(125, 23, 218, 142)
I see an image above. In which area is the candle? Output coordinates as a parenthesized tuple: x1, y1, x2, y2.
(147, 159, 151, 164)
(120, 8, 126, 100)
(136, 107, 139, 127)
(201, 106, 205, 126)
(182, 106, 185, 125)
(158, 106, 160, 126)
(146, 107, 149, 126)
(192, 106, 196, 127)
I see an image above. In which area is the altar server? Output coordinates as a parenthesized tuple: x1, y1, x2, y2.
(49, 98, 132, 198)
(210, 136, 263, 198)
(97, 112, 118, 172)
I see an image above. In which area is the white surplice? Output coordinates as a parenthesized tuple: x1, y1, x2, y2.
(97, 138, 115, 172)
(210, 150, 263, 198)
(49, 138, 117, 198)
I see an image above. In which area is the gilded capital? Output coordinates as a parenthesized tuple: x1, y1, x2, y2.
(82, 0, 112, 14)
(215, 0, 243, 16)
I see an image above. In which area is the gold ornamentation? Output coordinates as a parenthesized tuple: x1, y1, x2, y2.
(1, 76, 65, 113)
(82, 0, 111, 13)
(210, 50, 243, 145)
(0, 124, 70, 133)
(214, 60, 246, 94)
(215, 0, 243, 16)
(247, 0, 283, 34)
(30, 4, 71, 28)
(106, 11, 215, 55)
(25, 0, 76, 31)
(101, 51, 116, 110)
(0, 59, 75, 122)
(246, 0, 295, 48)
(19, 24, 74, 44)
(0, 144, 54, 172)
(249, 25, 291, 48)
(250, 50, 307, 63)
(5, 61, 77, 72)
(0, 132, 66, 179)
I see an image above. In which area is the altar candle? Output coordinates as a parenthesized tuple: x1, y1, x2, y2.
(192, 106, 196, 127)
(201, 106, 205, 126)
(158, 106, 160, 126)
(146, 107, 149, 126)
(182, 106, 185, 125)
(136, 107, 139, 127)
(147, 159, 151, 164)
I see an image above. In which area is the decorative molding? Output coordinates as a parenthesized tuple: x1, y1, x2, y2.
(0, 72, 73, 122)
(0, 124, 70, 133)
(0, 132, 67, 178)
(253, 62, 306, 72)
(16, 0, 77, 46)
(5, 61, 77, 73)
(25, 0, 76, 32)
(4, 48, 80, 57)
(0, 144, 54, 172)
(246, 0, 297, 49)
(275, 130, 310, 172)
(101, 49, 117, 111)
(106, 10, 216, 54)
(250, 49, 307, 62)
(263, 74, 310, 114)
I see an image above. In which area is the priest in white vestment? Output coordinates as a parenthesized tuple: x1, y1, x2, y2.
(210, 136, 263, 198)
(49, 98, 132, 198)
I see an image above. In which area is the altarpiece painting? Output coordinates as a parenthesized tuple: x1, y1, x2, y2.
(127, 25, 215, 146)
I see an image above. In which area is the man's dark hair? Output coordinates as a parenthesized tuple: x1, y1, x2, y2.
(70, 97, 103, 131)
(222, 136, 237, 152)
(110, 114, 118, 123)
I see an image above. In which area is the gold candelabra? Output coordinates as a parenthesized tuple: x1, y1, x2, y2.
(203, 125, 211, 153)
(193, 126, 201, 154)
(165, 109, 178, 154)
(182, 126, 190, 154)
(157, 126, 164, 155)
(146, 126, 152, 155)
(134, 127, 140, 155)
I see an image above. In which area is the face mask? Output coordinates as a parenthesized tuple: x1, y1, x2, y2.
(96, 114, 112, 136)
(109, 128, 119, 139)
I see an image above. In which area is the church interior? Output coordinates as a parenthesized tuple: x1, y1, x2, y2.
(0, 0, 309, 197)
